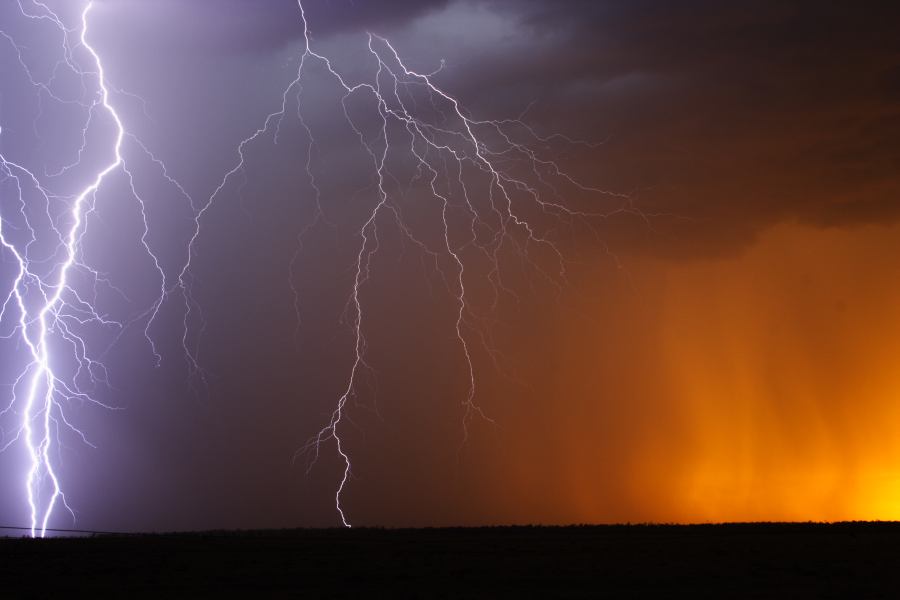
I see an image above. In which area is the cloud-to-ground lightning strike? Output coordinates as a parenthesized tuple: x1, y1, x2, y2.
(0, 1, 185, 537)
(178, 1, 636, 527)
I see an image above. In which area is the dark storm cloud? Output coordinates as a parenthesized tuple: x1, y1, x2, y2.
(384, 0, 900, 254)
(95, 0, 900, 253)
(303, 0, 453, 35)
(99, 0, 450, 53)
(99, 0, 900, 245)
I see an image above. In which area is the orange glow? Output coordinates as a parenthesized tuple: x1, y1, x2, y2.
(501, 221, 900, 524)
(650, 222, 900, 521)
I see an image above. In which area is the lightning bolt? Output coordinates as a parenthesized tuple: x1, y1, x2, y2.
(180, 1, 637, 528)
(0, 1, 187, 537)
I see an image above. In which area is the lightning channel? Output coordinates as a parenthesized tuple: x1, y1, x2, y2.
(0, 0, 188, 537)
(178, 0, 638, 528)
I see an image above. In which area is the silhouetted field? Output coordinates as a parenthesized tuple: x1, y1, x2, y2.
(3, 523, 899, 597)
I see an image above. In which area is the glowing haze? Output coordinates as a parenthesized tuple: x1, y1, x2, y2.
(1, 0, 898, 534)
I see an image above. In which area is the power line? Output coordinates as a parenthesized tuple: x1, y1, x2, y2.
(0, 525, 126, 536)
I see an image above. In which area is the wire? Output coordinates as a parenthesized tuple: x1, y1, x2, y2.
(0, 525, 126, 536)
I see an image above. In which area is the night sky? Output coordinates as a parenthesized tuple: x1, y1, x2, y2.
(1, 0, 899, 533)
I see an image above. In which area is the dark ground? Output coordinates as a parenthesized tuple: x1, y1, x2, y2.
(3, 523, 900, 597)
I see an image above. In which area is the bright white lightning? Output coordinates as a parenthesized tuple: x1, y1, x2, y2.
(0, 0, 122, 539)
(0, 1, 184, 537)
